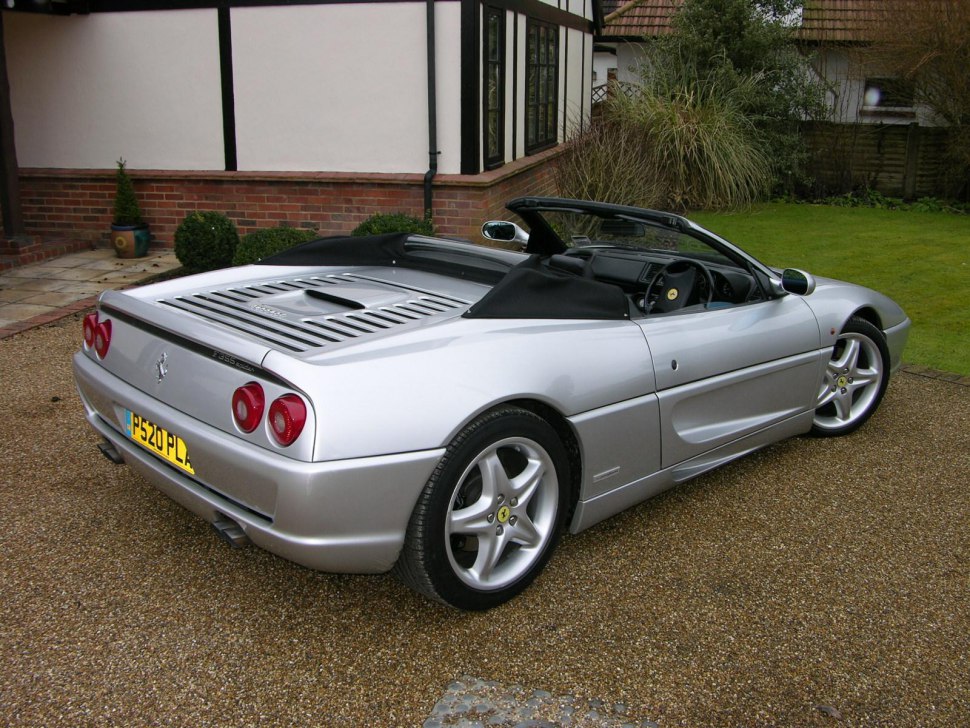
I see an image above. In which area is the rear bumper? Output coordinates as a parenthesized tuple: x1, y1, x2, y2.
(74, 351, 443, 573)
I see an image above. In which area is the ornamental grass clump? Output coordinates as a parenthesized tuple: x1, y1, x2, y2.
(557, 71, 771, 211)
(554, 117, 660, 209)
(174, 211, 240, 272)
(612, 71, 772, 210)
(558, 0, 824, 207)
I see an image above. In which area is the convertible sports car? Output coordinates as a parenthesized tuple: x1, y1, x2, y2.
(74, 198, 909, 610)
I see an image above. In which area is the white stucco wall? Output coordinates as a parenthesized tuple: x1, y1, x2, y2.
(4, 2, 589, 175)
(563, 0, 593, 21)
(592, 48, 613, 89)
(4, 10, 225, 170)
(616, 43, 649, 84)
(563, 27, 588, 136)
(592, 43, 648, 92)
(231, 3, 461, 174)
(514, 13, 527, 160)
(503, 8, 515, 163)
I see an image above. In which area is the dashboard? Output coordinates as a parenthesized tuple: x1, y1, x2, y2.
(562, 248, 760, 309)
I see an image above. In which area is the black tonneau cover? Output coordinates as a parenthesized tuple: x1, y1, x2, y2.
(465, 256, 631, 320)
(260, 233, 631, 320)
(258, 232, 512, 285)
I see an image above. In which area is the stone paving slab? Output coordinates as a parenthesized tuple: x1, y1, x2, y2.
(424, 677, 659, 728)
(0, 288, 36, 303)
(32, 254, 91, 269)
(1, 266, 60, 279)
(2, 278, 75, 293)
(19, 291, 90, 307)
(0, 302, 60, 320)
(0, 248, 180, 340)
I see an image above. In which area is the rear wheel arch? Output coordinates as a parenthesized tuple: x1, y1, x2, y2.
(508, 399, 583, 517)
(395, 402, 576, 609)
(443, 399, 583, 516)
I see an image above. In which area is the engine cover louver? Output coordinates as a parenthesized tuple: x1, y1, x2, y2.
(157, 273, 470, 354)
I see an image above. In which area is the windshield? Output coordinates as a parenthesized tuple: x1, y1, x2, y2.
(539, 210, 739, 268)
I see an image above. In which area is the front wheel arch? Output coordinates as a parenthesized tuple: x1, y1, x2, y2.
(849, 306, 882, 332)
(811, 316, 890, 437)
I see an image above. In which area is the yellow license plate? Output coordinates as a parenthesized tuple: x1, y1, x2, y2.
(125, 410, 195, 475)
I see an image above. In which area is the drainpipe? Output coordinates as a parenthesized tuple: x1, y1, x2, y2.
(424, 0, 439, 222)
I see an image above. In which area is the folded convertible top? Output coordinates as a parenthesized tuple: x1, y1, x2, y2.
(260, 233, 631, 320)
(464, 255, 631, 320)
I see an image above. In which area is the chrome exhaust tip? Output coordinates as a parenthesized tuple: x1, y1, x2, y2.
(97, 439, 125, 465)
(212, 516, 251, 548)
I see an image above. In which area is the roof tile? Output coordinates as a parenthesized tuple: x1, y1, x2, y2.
(600, 0, 901, 43)
(602, 0, 681, 38)
(797, 0, 893, 43)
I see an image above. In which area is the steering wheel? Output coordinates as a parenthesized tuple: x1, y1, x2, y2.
(643, 259, 714, 313)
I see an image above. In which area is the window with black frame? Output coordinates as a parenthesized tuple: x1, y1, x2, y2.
(526, 19, 558, 153)
(862, 77, 916, 116)
(484, 6, 505, 169)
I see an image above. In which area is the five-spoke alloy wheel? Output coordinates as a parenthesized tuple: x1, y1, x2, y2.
(395, 406, 570, 610)
(811, 316, 890, 436)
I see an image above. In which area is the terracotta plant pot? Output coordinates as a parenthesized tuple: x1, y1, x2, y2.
(111, 223, 150, 258)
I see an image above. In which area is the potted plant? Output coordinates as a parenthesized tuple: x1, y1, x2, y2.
(111, 158, 150, 258)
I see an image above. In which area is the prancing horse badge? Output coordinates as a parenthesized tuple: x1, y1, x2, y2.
(155, 352, 168, 383)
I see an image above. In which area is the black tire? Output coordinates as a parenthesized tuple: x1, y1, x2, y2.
(394, 406, 570, 610)
(810, 316, 891, 437)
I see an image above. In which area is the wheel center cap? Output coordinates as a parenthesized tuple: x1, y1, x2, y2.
(496, 505, 511, 524)
(837, 375, 848, 388)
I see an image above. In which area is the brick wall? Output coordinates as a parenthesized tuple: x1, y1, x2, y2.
(16, 148, 561, 252)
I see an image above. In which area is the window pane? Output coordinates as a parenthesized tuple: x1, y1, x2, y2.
(483, 8, 505, 166)
(488, 16, 499, 60)
(864, 77, 915, 108)
(525, 20, 558, 152)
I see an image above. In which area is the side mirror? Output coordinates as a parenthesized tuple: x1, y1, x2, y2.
(779, 268, 816, 296)
(482, 221, 529, 250)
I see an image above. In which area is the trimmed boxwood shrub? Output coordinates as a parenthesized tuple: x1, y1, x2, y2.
(233, 226, 319, 265)
(174, 211, 239, 272)
(352, 212, 434, 237)
(113, 158, 142, 226)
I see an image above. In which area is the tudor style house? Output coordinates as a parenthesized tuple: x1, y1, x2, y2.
(0, 0, 602, 260)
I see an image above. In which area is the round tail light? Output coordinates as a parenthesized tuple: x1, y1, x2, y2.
(83, 312, 98, 348)
(232, 382, 265, 433)
(269, 394, 307, 446)
(94, 320, 112, 359)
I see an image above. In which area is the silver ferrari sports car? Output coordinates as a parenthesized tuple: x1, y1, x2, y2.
(74, 198, 909, 610)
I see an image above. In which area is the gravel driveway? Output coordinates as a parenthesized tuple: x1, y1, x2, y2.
(2, 316, 967, 727)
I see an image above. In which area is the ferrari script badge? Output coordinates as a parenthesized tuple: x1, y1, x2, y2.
(155, 352, 168, 383)
(666, 288, 679, 301)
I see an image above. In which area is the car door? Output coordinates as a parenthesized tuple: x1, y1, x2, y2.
(636, 294, 821, 469)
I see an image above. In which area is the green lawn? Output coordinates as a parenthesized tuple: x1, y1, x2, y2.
(690, 203, 970, 375)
